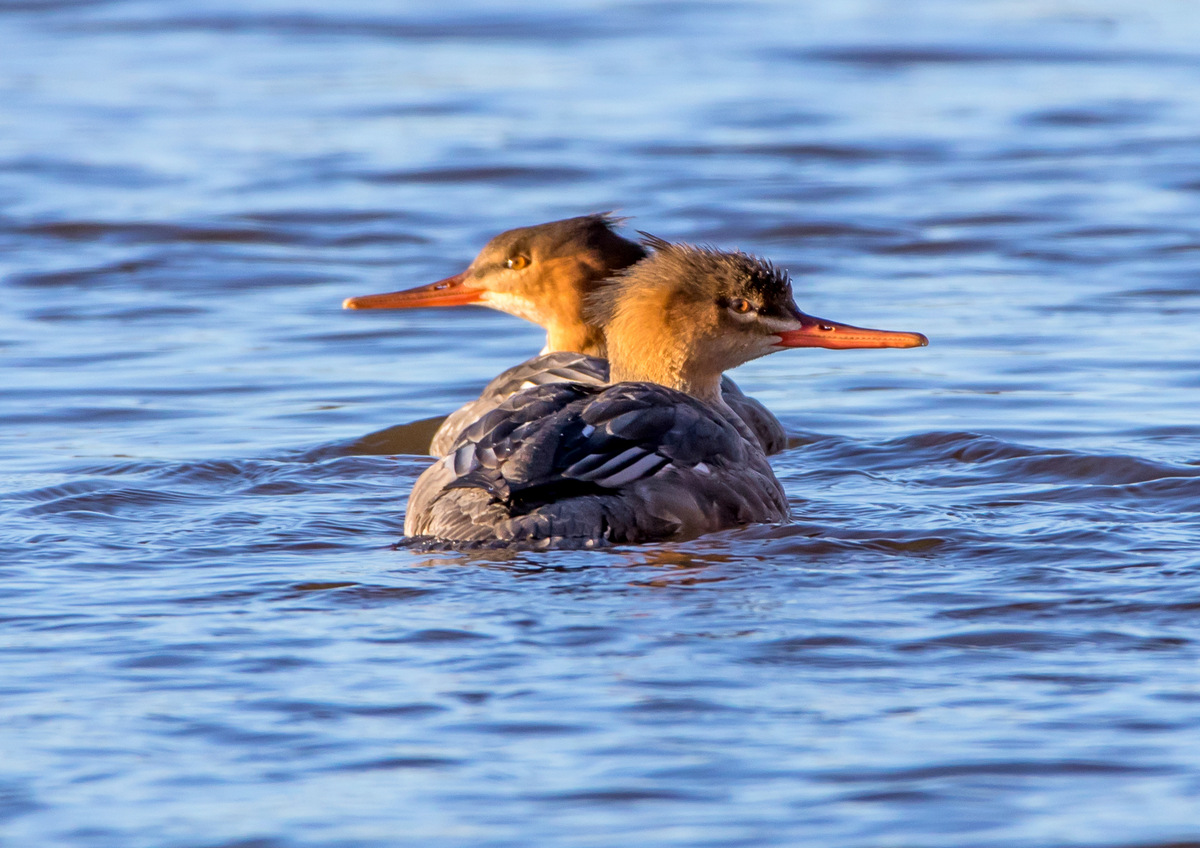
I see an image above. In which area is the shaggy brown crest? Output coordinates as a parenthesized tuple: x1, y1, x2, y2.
(344, 217, 792, 457)
(585, 239, 804, 401)
(344, 213, 646, 356)
(586, 237, 927, 402)
(586, 237, 795, 330)
(403, 239, 927, 549)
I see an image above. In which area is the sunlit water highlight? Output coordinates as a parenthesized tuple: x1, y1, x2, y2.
(3, 1, 1200, 846)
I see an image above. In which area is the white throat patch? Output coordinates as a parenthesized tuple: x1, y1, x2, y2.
(479, 291, 543, 325)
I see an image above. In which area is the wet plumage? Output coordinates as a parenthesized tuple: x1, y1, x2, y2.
(344, 214, 788, 456)
(427, 351, 786, 458)
(404, 240, 927, 549)
(407, 381, 786, 547)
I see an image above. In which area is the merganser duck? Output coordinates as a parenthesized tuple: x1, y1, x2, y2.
(343, 214, 787, 456)
(403, 239, 927, 549)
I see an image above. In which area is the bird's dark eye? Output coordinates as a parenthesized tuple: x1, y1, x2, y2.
(728, 297, 753, 314)
(506, 255, 530, 271)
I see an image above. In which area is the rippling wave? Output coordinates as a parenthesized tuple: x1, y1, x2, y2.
(4, 0, 1200, 845)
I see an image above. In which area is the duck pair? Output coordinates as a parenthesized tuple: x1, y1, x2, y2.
(344, 215, 927, 549)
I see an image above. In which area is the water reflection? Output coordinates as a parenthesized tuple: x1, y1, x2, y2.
(4, 0, 1200, 845)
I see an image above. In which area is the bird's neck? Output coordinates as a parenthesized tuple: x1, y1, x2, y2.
(607, 341, 724, 404)
(598, 281, 727, 404)
(545, 322, 606, 358)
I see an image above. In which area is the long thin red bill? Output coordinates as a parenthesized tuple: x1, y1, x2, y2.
(342, 271, 481, 310)
(774, 313, 928, 350)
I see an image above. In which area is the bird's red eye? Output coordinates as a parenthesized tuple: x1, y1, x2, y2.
(506, 255, 530, 271)
(729, 297, 753, 314)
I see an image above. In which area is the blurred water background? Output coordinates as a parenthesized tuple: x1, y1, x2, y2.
(3, 1, 1200, 845)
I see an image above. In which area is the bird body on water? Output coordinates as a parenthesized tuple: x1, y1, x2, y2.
(344, 214, 788, 456)
(403, 240, 928, 549)
(405, 379, 784, 548)
(423, 351, 781, 458)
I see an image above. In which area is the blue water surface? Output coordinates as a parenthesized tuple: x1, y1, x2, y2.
(3, 1, 1200, 846)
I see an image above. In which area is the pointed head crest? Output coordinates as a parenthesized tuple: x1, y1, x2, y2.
(585, 236, 794, 330)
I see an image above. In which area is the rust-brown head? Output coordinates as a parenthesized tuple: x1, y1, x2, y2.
(342, 214, 646, 356)
(586, 237, 928, 401)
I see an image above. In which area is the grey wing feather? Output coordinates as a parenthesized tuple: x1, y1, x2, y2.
(428, 352, 608, 457)
(430, 355, 785, 458)
(407, 382, 788, 548)
(720, 375, 787, 455)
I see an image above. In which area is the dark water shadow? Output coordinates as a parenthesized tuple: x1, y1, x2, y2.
(347, 416, 445, 456)
(297, 416, 446, 461)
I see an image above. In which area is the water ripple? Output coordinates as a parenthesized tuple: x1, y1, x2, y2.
(4, 1, 1200, 845)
